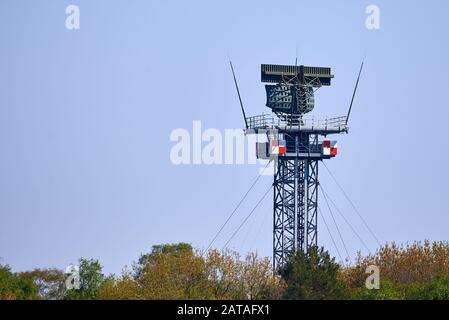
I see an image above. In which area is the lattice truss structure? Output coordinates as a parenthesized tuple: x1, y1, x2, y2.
(247, 64, 347, 270)
(273, 135, 319, 268)
(227, 60, 366, 271)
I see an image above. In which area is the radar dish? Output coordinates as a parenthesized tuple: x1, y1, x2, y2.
(265, 84, 315, 115)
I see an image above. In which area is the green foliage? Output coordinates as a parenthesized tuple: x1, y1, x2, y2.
(0, 263, 39, 300)
(342, 240, 449, 300)
(99, 244, 285, 300)
(20, 269, 66, 300)
(408, 274, 449, 300)
(206, 250, 285, 300)
(133, 243, 193, 279)
(279, 246, 347, 300)
(3, 240, 449, 300)
(349, 275, 449, 300)
(350, 280, 405, 300)
(343, 241, 449, 286)
(134, 243, 214, 299)
(65, 258, 106, 300)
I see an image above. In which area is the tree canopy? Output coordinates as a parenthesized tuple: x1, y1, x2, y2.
(279, 246, 348, 300)
(2, 240, 449, 300)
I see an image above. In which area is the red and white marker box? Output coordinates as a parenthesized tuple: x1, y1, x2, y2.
(271, 139, 286, 155)
(323, 140, 338, 156)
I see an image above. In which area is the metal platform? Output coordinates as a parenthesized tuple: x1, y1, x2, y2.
(245, 114, 348, 134)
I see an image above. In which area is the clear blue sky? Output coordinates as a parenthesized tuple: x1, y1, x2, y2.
(1, 0, 448, 274)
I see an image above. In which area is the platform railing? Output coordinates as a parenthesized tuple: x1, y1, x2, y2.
(246, 114, 348, 132)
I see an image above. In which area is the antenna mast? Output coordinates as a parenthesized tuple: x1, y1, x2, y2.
(229, 61, 248, 129)
(346, 61, 364, 125)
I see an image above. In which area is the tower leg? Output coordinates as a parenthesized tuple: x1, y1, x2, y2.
(273, 156, 319, 270)
(273, 158, 295, 269)
(306, 160, 318, 249)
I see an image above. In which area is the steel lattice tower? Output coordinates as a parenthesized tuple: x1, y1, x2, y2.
(245, 64, 348, 270)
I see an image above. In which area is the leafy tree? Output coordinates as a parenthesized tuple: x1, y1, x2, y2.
(342, 241, 449, 287)
(98, 271, 140, 300)
(279, 246, 347, 300)
(205, 249, 242, 299)
(133, 243, 213, 299)
(133, 243, 193, 279)
(341, 241, 449, 300)
(241, 252, 285, 299)
(20, 268, 65, 300)
(65, 258, 106, 300)
(100, 245, 285, 300)
(408, 274, 449, 300)
(0, 263, 38, 300)
(206, 250, 285, 300)
(350, 280, 405, 300)
(6, 240, 449, 300)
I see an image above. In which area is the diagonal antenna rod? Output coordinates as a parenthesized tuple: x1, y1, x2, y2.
(346, 61, 364, 125)
(229, 61, 248, 129)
